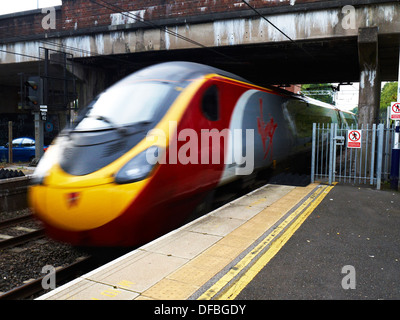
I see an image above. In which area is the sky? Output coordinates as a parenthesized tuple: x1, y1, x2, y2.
(333, 83, 359, 112)
(0, 0, 62, 15)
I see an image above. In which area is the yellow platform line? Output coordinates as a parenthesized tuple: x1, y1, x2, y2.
(198, 184, 334, 300)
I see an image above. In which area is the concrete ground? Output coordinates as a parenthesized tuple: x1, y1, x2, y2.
(236, 184, 400, 300)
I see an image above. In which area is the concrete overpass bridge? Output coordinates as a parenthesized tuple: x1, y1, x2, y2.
(0, 0, 399, 139)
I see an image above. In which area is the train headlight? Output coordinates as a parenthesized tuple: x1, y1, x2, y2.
(115, 146, 160, 184)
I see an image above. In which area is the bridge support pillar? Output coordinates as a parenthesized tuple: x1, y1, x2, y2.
(72, 64, 109, 110)
(357, 27, 381, 128)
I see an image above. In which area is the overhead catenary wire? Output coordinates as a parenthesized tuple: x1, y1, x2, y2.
(0, 1, 240, 70)
(0, 48, 42, 60)
(241, 0, 315, 60)
(1, 0, 316, 65)
(0, 1, 233, 63)
(89, 0, 240, 63)
(39, 39, 142, 68)
(89, 0, 208, 48)
(0, 0, 321, 85)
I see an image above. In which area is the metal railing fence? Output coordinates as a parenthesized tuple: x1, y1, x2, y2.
(311, 123, 396, 189)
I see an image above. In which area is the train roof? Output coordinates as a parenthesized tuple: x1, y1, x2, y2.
(116, 61, 355, 115)
(119, 61, 250, 85)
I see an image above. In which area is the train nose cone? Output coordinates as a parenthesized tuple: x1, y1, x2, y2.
(29, 177, 146, 232)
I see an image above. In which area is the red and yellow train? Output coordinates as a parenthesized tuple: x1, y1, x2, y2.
(28, 62, 356, 247)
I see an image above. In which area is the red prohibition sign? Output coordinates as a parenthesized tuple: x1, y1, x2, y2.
(349, 130, 361, 142)
(392, 103, 400, 113)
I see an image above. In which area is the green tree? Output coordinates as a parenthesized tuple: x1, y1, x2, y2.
(301, 83, 335, 104)
(380, 82, 398, 110)
(350, 106, 358, 115)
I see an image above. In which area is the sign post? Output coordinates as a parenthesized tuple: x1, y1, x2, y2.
(34, 111, 44, 162)
(8, 121, 12, 164)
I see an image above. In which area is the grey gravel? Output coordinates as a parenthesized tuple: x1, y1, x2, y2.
(0, 209, 87, 294)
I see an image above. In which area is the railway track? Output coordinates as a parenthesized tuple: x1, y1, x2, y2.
(0, 213, 45, 250)
(0, 170, 311, 299)
(0, 208, 93, 299)
(0, 257, 97, 300)
(0, 177, 116, 300)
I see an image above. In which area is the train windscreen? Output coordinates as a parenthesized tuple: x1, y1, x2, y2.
(75, 82, 174, 131)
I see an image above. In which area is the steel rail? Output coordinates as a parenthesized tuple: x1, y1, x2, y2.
(0, 229, 45, 250)
(0, 213, 34, 230)
(0, 257, 95, 300)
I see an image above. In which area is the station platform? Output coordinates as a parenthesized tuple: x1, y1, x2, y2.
(37, 182, 400, 300)
(37, 182, 326, 300)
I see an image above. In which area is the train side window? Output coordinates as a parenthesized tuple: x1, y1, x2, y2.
(202, 85, 219, 121)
